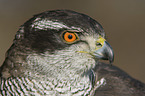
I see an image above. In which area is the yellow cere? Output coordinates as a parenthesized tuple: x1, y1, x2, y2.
(95, 36, 106, 50)
(97, 36, 106, 45)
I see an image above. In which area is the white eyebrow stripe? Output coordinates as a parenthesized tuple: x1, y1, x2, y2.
(31, 19, 83, 31)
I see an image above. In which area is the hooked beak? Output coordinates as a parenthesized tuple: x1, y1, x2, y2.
(93, 41, 114, 63)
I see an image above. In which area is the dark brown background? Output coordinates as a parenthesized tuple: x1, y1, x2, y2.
(0, 0, 145, 83)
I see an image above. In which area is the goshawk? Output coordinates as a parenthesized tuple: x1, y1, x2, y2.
(0, 10, 145, 96)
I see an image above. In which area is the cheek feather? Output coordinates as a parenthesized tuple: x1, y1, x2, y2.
(26, 43, 96, 78)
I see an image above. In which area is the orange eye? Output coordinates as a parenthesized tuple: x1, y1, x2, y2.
(63, 32, 78, 43)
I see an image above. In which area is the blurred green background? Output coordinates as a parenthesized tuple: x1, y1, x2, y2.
(0, 0, 145, 83)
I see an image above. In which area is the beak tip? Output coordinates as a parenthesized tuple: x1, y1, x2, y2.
(109, 57, 114, 64)
(109, 51, 114, 64)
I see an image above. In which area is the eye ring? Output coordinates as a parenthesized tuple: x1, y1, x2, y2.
(62, 31, 79, 43)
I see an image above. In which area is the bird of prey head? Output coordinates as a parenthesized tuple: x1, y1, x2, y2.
(0, 10, 114, 95)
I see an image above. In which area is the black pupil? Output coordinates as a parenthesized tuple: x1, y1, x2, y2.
(68, 35, 73, 39)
